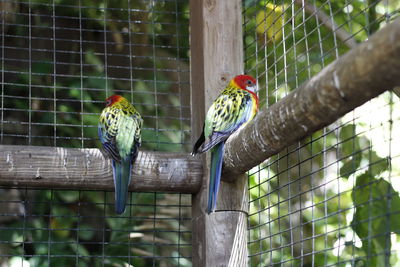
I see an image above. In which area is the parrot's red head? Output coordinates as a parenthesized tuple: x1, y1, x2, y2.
(233, 75, 257, 93)
(232, 74, 259, 109)
(105, 95, 123, 107)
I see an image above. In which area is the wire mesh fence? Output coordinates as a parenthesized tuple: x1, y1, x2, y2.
(1, 0, 190, 150)
(244, 0, 400, 266)
(1, 0, 400, 266)
(0, 0, 192, 266)
(0, 189, 192, 266)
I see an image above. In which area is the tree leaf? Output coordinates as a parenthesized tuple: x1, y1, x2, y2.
(340, 152, 362, 179)
(339, 124, 360, 157)
(368, 151, 390, 177)
(351, 173, 400, 266)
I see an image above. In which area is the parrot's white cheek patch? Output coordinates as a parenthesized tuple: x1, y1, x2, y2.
(247, 85, 259, 93)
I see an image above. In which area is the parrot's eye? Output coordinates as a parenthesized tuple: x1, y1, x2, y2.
(246, 80, 253, 85)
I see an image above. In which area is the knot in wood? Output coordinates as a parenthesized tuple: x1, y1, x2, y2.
(205, 0, 215, 11)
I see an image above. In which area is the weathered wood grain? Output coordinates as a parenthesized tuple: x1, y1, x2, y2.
(0, 145, 202, 193)
(190, 0, 248, 266)
(223, 18, 400, 180)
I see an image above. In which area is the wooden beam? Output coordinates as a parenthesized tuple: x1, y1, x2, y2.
(190, 0, 248, 266)
(223, 18, 400, 180)
(0, 145, 202, 193)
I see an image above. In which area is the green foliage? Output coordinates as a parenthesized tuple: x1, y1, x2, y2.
(351, 173, 400, 266)
(246, 0, 400, 266)
(2, 0, 400, 266)
(338, 124, 389, 179)
(339, 124, 363, 179)
(2, 0, 191, 266)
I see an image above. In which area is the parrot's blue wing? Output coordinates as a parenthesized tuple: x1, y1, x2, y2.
(98, 123, 121, 162)
(199, 93, 254, 153)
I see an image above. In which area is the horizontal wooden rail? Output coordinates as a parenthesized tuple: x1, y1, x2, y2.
(223, 18, 400, 180)
(0, 145, 203, 193)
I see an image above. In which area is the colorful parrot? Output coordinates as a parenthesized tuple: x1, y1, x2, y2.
(192, 75, 259, 214)
(98, 95, 142, 214)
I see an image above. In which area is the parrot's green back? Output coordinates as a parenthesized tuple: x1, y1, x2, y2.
(98, 95, 142, 214)
(200, 82, 258, 153)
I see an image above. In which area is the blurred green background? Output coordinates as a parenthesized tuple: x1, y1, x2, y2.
(0, 0, 192, 266)
(244, 0, 400, 266)
(0, 0, 400, 266)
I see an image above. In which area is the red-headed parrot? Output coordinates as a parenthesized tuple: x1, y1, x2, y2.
(192, 75, 259, 214)
(98, 95, 142, 214)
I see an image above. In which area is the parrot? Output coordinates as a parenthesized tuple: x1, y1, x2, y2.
(98, 95, 142, 214)
(192, 75, 259, 214)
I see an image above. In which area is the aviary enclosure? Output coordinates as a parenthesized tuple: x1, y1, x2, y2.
(0, 0, 399, 266)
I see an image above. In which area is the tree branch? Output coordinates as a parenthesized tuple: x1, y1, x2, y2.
(223, 18, 400, 180)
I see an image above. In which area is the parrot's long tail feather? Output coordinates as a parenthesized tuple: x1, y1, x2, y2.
(112, 158, 133, 214)
(207, 143, 224, 214)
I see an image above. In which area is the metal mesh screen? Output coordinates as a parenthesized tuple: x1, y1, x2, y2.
(244, 0, 400, 266)
(0, 0, 192, 266)
(0, 0, 190, 150)
(0, 190, 191, 266)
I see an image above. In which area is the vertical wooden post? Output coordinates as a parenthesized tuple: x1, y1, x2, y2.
(190, 1, 248, 266)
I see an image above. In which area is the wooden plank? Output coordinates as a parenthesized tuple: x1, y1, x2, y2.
(0, 145, 202, 193)
(223, 18, 400, 180)
(189, 0, 248, 266)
